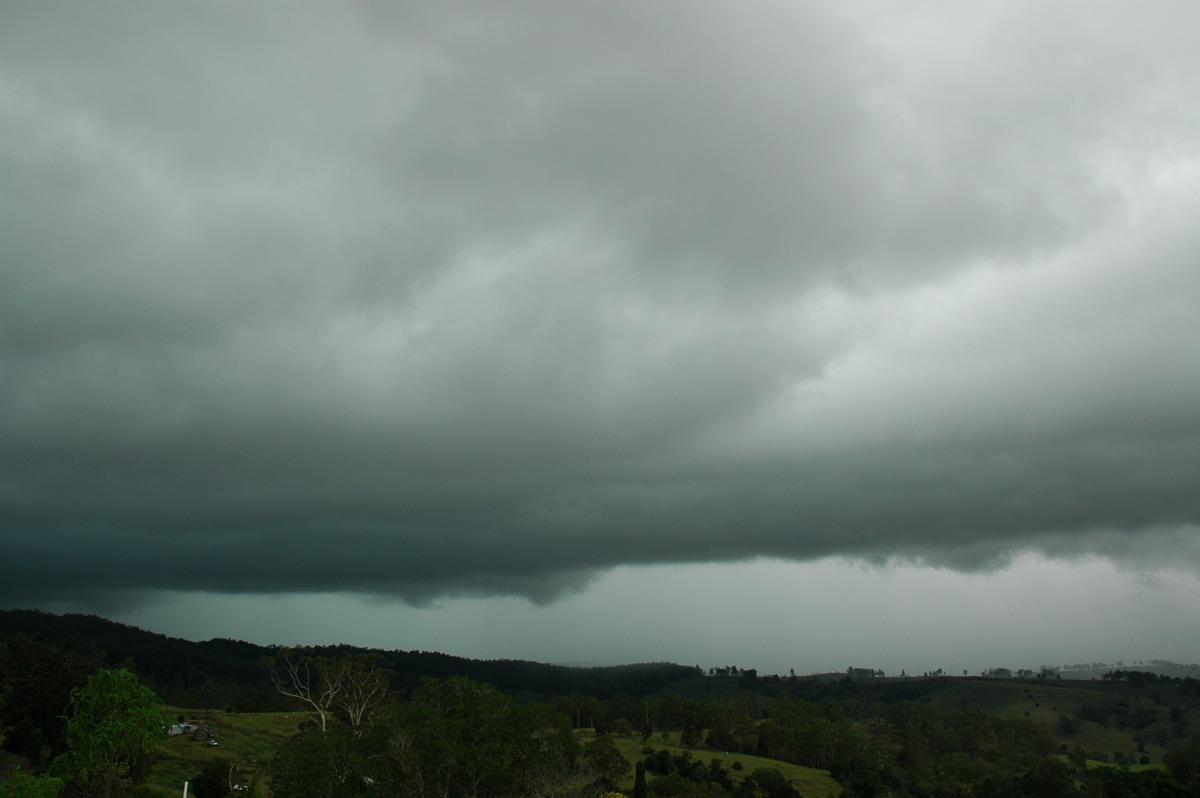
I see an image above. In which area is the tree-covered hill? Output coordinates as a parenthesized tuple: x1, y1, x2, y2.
(0, 609, 700, 709)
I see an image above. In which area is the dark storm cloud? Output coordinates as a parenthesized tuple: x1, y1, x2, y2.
(3, 1, 1200, 609)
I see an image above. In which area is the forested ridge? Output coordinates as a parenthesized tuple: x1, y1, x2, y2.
(0, 610, 700, 710)
(4, 610, 1200, 797)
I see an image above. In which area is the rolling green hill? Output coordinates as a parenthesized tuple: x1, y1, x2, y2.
(6, 610, 1199, 796)
(924, 676, 1198, 766)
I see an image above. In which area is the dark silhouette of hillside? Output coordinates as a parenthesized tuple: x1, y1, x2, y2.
(0, 609, 700, 709)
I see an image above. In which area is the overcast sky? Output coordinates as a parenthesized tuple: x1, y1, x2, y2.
(3, 1, 1199, 676)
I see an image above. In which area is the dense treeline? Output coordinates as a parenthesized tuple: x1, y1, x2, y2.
(0, 611, 282, 712)
(0, 635, 104, 767)
(306, 643, 701, 699)
(1103, 669, 1200, 695)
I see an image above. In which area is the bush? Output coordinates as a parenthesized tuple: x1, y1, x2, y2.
(0, 768, 63, 798)
(733, 768, 800, 798)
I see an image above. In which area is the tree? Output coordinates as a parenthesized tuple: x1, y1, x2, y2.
(272, 676, 580, 798)
(262, 647, 343, 732)
(0, 635, 102, 765)
(1018, 756, 1078, 798)
(262, 649, 395, 733)
(330, 653, 393, 730)
(611, 717, 635, 738)
(54, 668, 167, 798)
(733, 768, 801, 798)
(1164, 739, 1200, 787)
(270, 726, 366, 798)
(632, 760, 647, 798)
(584, 734, 631, 784)
(190, 759, 242, 798)
(387, 677, 578, 798)
(555, 693, 600, 730)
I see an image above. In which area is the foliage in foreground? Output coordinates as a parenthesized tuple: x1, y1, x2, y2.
(271, 677, 588, 798)
(0, 768, 63, 798)
(6, 631, 1200, 798)
(53, 669, 168, 798)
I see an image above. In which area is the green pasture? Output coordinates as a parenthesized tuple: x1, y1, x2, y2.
(142, 711, 844, 798)
(600, 730, 844, 798)
(138, 709, 303, 797)
(926, 679, 1180, 765)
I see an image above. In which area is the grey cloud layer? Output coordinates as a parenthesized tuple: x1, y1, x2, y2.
(3, 1, 1199, 607)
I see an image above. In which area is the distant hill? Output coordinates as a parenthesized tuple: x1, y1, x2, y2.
(0, 609, 701, 710)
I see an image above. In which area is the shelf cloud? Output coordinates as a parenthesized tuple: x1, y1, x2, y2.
(3, 0, 1199, 612)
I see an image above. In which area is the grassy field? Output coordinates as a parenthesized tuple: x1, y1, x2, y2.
(602, 730, 844, 798)
(139, 711, 843, 798)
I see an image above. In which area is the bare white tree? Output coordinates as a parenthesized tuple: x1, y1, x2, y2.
(262, 647, 344, 732)
(332, 653, 393, 730)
